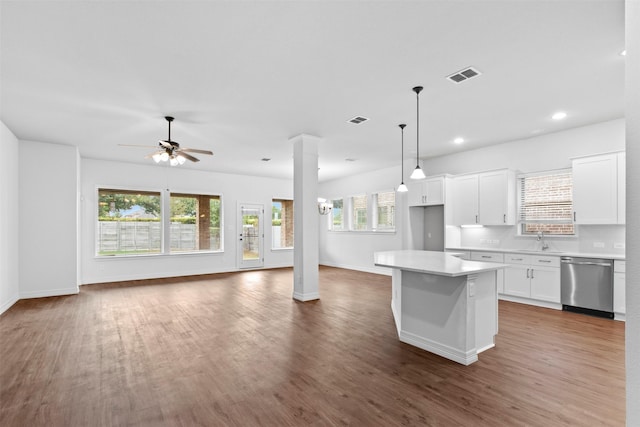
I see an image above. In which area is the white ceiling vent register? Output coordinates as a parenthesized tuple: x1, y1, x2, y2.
(348, 116, 369, 124)
(446, 66, 481, 84)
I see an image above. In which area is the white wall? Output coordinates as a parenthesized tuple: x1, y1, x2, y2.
(423, 118, 624, 176)
(18, 140, 79, 298)
(626, 0, 639, 423)
(0, 121, 20, 314)
(81, 159, 293, 284)
(318, 165, 404, 275)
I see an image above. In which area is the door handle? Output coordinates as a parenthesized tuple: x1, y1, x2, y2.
(530, 269, 534, 279)
(526, 268, 530, 278)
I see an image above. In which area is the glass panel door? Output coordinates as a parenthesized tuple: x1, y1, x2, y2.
(238, 204, 264, 268)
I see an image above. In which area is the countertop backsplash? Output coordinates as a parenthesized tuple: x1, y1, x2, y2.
(452, 224, 625, 257)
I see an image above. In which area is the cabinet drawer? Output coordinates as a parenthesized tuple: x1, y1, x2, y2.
(504, 253, 531, 265)
(614, 260, 626, 273)
(471, 252, 504, 262)
(531, 255, 560, 268)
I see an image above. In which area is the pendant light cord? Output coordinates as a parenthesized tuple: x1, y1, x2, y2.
(399, 124, 406, 182)
(413, 86, 423, 167)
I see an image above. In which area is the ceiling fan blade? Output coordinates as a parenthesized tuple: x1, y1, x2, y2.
(119, 144, 159, 148)
(179, 148, 213, 155)
(177, 152, 200, 162)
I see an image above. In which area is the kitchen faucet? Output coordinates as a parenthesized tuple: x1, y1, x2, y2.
(537, 231, 549, 251)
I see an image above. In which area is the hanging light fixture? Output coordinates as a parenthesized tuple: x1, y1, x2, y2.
(397, 124, 408, 192)
(410, 86, 426, 180)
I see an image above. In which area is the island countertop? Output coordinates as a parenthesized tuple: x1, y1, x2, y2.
(374, 250, 507, 277)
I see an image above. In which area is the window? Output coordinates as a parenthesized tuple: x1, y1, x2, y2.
(351, 195, 368, 231)
(170, 193, 222, 253)
(330, 198, 344, 230)
(518, 170, 574, 235)
(272, 199, 293, 249)
(373, 190, 395, 231)
(97, 189, 162, 256)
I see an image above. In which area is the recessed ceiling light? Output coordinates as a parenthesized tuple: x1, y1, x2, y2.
(261, 158, 271, 162)
(345, 158, 357, 162)
(552, 111, 567, 120)
(621, 49, 627, 56)
(454, 137, 464, 144)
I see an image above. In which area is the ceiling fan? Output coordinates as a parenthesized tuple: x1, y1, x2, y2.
(120, 116, 213, 166)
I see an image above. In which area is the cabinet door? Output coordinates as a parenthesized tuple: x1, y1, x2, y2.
(614, 272, 625, 314)
(572, 153, 618, 224)
(504, 265, 530, 298)
(407, 182, 425, 207)
(617, 152, 625, 224)
(451, 175, 478, 225)
(530, 267, 560, 303)
(478, 170, 511, 225)
(424, 177, 444, 205)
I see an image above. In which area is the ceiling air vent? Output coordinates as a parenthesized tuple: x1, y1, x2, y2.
(446, 66, 481, 84)
(348, 116, 369, 124)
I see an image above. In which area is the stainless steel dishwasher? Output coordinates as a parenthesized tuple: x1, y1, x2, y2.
(560, 256, 613, 318)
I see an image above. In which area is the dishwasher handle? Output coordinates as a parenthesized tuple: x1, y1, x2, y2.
(560, 259, 612, 267)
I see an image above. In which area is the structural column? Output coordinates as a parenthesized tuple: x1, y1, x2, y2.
(291, 134, 321, 301)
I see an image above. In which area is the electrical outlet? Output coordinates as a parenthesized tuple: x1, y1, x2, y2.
(614, 243, 625, 249)
(593, 242, 605, 248)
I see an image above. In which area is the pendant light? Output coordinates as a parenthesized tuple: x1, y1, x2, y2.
(410, 86, 426, 180)
(397, 124, 408, 192)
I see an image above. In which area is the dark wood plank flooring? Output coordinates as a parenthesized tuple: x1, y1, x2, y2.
(0, 266, 625, 426)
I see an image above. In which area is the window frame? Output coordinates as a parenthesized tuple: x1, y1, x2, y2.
(517, 169, 576, 237)
(372, 189, 396, 232)
(349, 194, 368, 231)
(169, 192, 224, 254)
(95, 186, 225, 258)
(271, 198, 294, 250)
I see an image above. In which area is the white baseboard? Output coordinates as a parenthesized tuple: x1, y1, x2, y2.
(499, 294, 562, 310)
(400, 330, 478, 366)
(0, 294, 19, 315)
(293, 291, 320, 302)
(319, 261, 391, 276)
(20, 287, 79, 299)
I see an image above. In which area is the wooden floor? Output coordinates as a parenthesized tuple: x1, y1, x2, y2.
(0, 266, 625, 426)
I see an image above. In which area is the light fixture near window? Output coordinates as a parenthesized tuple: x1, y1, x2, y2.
(397, 124, 408, 192)
(410, 86, 426, 180)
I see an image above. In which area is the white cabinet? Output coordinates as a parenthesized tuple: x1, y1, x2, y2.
(503, 254, 560, 303)
(617, 152, 625, 224)
(572, 153, 619, 224)
(470, 251, 504, 294)
(614, 260, 626, 315)
(451, 175, 478, 224)
(408, 176, 445, 207)
(450, 170, 515, 226)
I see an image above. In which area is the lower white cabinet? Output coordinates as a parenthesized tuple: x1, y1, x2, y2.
(614, 261, 626, 315)
(503, 254, 560, 303)
(471, 251, 504, 294)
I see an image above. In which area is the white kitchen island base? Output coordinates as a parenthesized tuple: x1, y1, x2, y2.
(375, 250, 505, 365)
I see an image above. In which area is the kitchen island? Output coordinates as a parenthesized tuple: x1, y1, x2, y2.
(374, 250, 506, 365)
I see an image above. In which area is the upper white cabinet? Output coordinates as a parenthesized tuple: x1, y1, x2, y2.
(450, 170, 515, 226)
(617, 152, 625, 224)
(572, 152, 622, 224)
(408, 176, 446, 207)
(450, 174, 478, 224)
